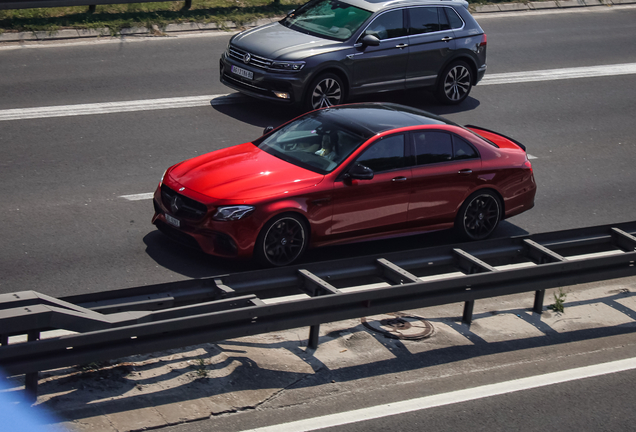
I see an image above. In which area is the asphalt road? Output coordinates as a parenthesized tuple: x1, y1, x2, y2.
(1, 6, 635, 302)
(1, 6, 636, 432)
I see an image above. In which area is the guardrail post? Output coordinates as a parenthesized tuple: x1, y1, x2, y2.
(1, 334, 7, 345)
(88, 4, 95, 12)
(24, 331, 40, 403)
(533, 290, 545, 314)
(308, 324, 320, 350)
(462, 300, 474, 324)
(182, 0, 192, 10)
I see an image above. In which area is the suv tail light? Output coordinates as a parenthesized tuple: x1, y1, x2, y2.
(478, 33, 487, 47)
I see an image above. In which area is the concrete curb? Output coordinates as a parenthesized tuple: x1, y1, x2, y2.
(1, 1, 635, 43)
(0, 17, 278, 43)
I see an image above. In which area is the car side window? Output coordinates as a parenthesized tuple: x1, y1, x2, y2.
(413, 131, 452, 164)
(453, 136, 479, 160)
(365, 10, 406, 40)
(356, 134, 406, 172)
(408, 7, 440, 35)
(444, 7, 465, 30)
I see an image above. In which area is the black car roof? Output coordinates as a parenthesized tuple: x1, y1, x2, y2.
(316, 102, 457, 137)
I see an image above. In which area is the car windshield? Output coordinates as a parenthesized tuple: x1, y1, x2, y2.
(255, 112, 369, 173)
(281, 0, 373, 41)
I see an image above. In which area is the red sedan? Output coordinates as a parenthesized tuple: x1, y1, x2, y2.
(152, 103, 535, 266)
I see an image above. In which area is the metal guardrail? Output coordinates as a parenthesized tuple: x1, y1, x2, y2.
(0, 0, 193, 11)
(2, 221, 636, 399)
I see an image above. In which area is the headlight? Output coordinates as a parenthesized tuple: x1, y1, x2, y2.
(270, 61, 305, 72)
(159, 169, 167, 187)
(213, 205, 255, 221)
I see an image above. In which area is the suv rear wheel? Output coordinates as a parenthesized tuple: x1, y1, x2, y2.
(436, 61, 473, 105)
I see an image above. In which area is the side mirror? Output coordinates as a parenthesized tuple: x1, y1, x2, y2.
(346, 163, 374, 181)
(359, 34, 380, 47)
(263, 126, 274, 135)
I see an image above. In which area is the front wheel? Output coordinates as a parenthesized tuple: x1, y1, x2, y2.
(255, 213, 308, 267)
(436, 61, 473, 105)
(305, 73, 344, 111)
(456, 190, 501, 241)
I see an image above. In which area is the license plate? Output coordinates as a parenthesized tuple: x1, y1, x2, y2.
(231, 65, 254, 80)
(165, 214, 180, 228)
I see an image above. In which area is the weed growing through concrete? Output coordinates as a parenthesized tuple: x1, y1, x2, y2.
(193, 357, 208, 378)
(548, 288, 567, 313)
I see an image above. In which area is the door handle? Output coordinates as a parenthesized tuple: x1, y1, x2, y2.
(395, 43, 409, 49)
(392, 177, 408, 182)
(458, 169, 473, 175)
(441, 37, 453, 42)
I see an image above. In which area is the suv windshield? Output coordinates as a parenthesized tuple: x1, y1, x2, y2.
(281, 0, 373, 41)
(256, 113, 368, 173)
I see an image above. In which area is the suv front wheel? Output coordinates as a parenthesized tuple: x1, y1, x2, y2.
(305, 73, 344, 111)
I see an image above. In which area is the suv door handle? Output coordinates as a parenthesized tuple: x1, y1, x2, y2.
(392, 176, 408, 182)
(441, 37, 453, 42)
(458, 169, 473, 175)
(395, 43, 408, 49)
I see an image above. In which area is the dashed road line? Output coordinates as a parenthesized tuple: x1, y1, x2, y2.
(479, 63, 636, 86)
(120, 192, 155, 201)
(0, 93, 244, 121)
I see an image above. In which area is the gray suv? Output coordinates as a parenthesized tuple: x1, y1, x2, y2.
(220, 0, 487, 110)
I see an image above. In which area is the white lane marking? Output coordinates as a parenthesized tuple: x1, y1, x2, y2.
(528, 154, 537, 159)
(1, 63, 635, 122)
(120, 192, 155, 201)
(0, 93, 245, 121)
(239, 357, 636, 432)
(480, 63, 636, 85)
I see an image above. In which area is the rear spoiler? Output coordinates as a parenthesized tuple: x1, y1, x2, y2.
(464, 125, 527, 152)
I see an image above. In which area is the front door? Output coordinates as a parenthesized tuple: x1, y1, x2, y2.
(351, 9, 409, 94)
(331, 134, 411, 235)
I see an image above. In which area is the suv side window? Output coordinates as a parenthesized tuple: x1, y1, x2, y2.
(356, 134, 406, 172)
(408, 7, 441, 35)
(365, 10, 407, 40)
(444, 7, 464, 30)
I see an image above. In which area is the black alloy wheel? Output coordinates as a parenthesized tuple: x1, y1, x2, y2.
(456, 190, 501, 241)
(437, 61, 472, 105)
(306, 73, 344, 111)
(257, 214, 308, 266)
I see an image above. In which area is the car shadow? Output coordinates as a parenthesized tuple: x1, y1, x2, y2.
(143, 220, 528, 277)
(211, 89, 480, 129)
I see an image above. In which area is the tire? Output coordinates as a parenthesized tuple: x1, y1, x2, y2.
(255, 213, 309, 267)
(305, 73, 344, 111)
(436, 61, 473, 105)
(456, 190, 501, 241)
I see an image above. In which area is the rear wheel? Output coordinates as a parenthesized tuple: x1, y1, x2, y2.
(456, 190, 501, 241)
(305, 73, 344, 111)
(255, 213, 308, 267)
(436, 61, 473, 105)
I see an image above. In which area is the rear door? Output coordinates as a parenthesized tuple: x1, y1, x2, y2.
(407, 130, 482, 224)
(405, 6, 457, 89)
